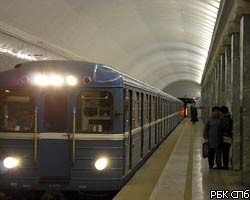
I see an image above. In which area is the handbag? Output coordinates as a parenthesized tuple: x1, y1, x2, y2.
(202, 141, 209, 158)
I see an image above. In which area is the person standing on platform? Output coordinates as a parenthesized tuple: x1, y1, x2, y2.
(203, 106, 222, 169)
(191, 105, 198, 124)
(219, 106, 233, 170)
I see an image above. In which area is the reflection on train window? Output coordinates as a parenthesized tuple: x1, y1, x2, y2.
(43, 94, 68, 132)
(0, 91, 34, 132)
(76, 91, 113, 133)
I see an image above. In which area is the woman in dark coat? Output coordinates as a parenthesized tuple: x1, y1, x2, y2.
(191, 105, 198, 124)
(203, 106, 222, 169)
(219, 106, 233, 170)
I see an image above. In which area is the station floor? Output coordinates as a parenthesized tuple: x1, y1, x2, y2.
(114, 118, 247, 200)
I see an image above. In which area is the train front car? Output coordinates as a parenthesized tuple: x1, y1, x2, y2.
(0, 61, 125, 191)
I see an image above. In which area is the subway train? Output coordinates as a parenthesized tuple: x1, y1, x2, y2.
(0, 61, 184, 192)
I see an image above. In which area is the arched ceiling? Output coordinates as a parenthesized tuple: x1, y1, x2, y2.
(0, 0, 220, 89)
(163, 80, 201, 98)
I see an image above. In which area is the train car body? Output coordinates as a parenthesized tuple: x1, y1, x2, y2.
(0, 61, 183, 191)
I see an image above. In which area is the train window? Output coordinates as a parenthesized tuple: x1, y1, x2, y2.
(166, 101, 168, 117)
(158, 98, 161, 118)
(161, 100, 163, 117)
(161, 99, 163, 117)
(163, 100, 165, 117)
(0, 90, 34, 132)
(134, 92, 140, 128)
(162, 100, 165, 117)
(152, 96, 156, 122)
(76, 91, 113, 133)
(164, 100, 167, 117)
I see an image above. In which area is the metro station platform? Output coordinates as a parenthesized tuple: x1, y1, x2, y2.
(114, 118, 247, 200)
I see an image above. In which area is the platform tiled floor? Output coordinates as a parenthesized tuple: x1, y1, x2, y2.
(114, 118, 248, 200)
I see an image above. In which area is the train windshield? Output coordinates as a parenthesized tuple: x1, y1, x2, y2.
(43, 93, 68, 132)
(0, 90, 34, 132)
(76, 91, 113, 133)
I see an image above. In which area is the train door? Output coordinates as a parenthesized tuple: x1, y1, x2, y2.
(168, 102, 170, 131)
(163, 100, 166, 137)
(129, 90, 133, 169)
(132, 92, 140, 167)
(169, 102, 172, 130)
(140, 93, 144, 158)
(39, 92, 71, 183)
(155, 97, 158, 144)
(162, 100, 164, 138)
(160, 99, 163, 140)
(158, 97, 161, 142)
(149, 95, 152, 150)
(123, 89, 132, 173)
(151, 96, 156, 147)
(166, 102, 169, 135)
(170, 103, 173, 130)
(165, 102, 168, 136)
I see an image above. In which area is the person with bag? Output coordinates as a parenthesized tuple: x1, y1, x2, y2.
(203, 106, 222, 169)
(219, 106, 233, 170)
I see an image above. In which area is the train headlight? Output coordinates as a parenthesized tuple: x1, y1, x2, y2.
(95, 157, 108, 171)
(66, 75, 77, 86)
(49, 74, 64, 87)
(3, 157, 20, 169)
(33, 74, 49, 86)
